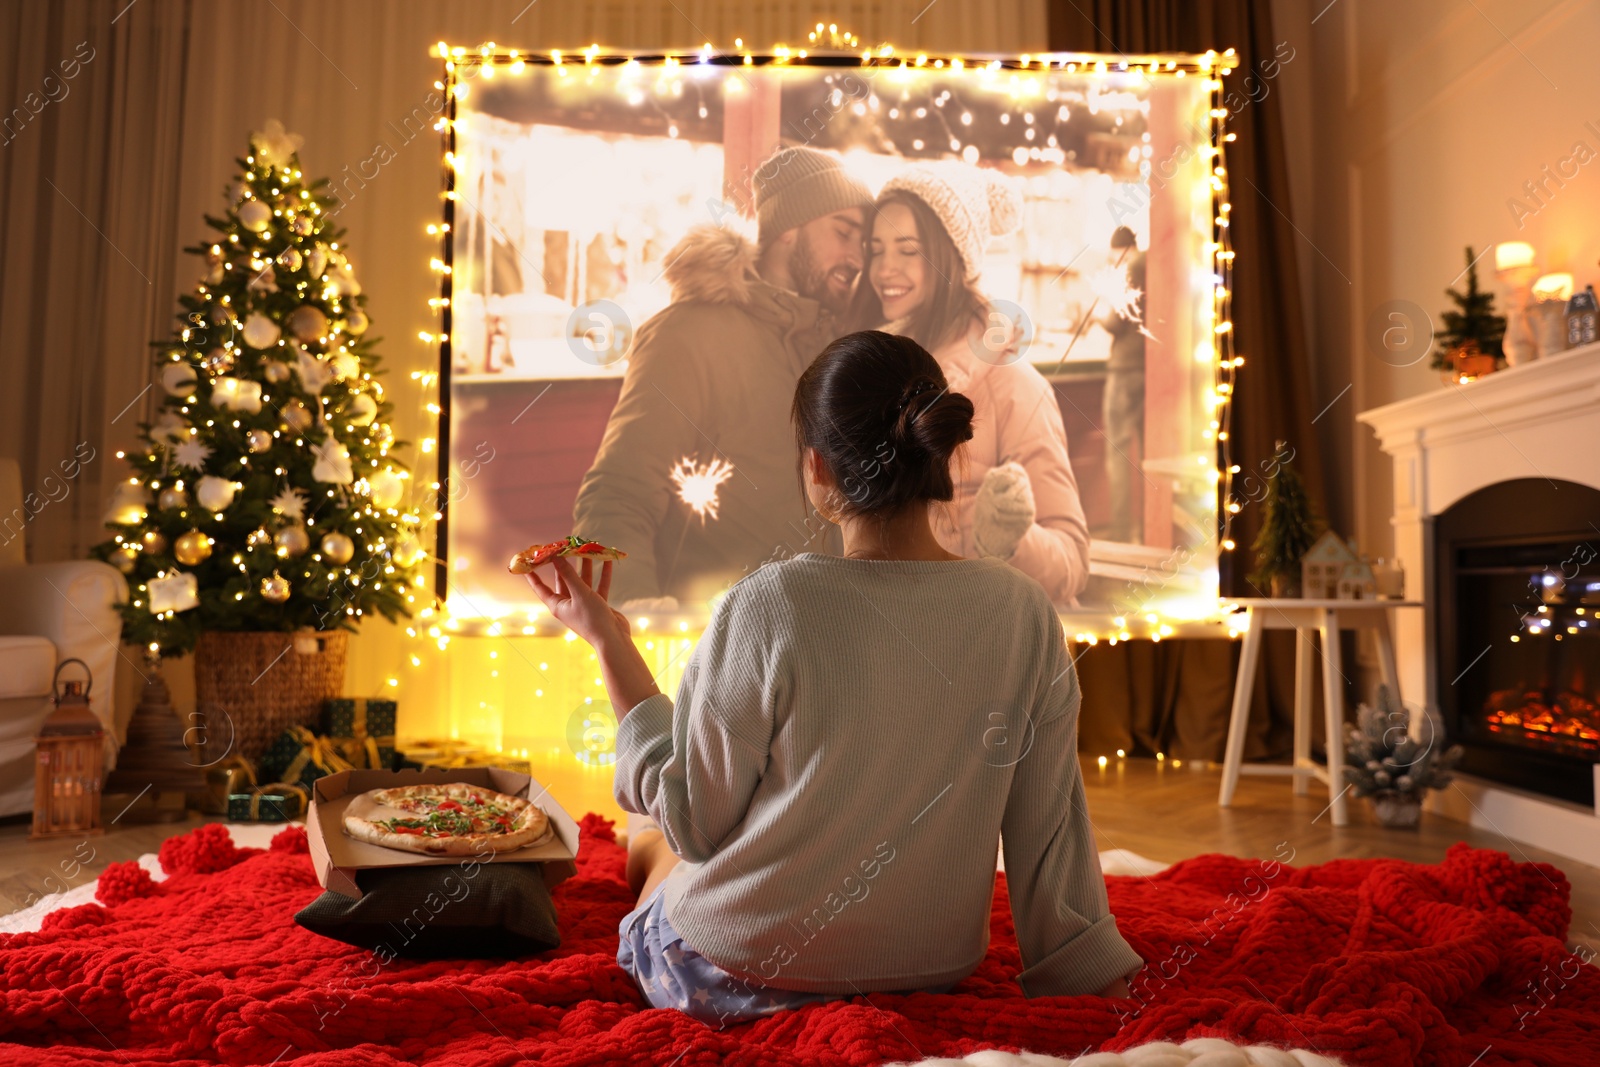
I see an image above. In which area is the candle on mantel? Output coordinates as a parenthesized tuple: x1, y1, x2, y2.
(1533, 272, 1574, 302)
(1495, 241, 1536, 272)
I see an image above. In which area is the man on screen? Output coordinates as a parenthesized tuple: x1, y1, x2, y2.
(573, 146, 873, 608)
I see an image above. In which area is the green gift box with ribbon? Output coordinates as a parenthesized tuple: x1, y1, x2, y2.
(333, 733, 397, 772)
(227, 781, 308, 822)
(257, 726, 355, 791)
(321, 697, 397, 740)
(200, 755, 258, 815)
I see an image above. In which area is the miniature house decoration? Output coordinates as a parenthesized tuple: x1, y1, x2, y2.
(1565, 284, 1598, 349)
(1336, 557, 1378, 600)
(1301, 530, 1357, 599)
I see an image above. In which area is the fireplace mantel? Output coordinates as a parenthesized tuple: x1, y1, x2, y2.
(1358, 340, 1600, 521)
(1358, 341, 1600, 868)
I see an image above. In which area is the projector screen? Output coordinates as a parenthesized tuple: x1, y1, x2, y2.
(438, 51, 1227, 630)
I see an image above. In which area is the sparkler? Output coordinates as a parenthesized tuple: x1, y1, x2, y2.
(670, 455, 736, 522)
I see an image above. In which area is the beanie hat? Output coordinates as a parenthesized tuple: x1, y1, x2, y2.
(753, 146, 874, 247)
(878, 162, 1023, 282)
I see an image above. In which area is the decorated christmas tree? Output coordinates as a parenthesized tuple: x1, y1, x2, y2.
(1431, 245, 1506, 372)
(1247, 441, 1323, 597)
(91, 120, 427, 659)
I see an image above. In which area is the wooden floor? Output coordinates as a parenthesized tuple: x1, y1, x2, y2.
(3, 757, 1597, 956)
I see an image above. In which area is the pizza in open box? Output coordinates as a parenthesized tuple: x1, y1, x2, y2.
(343, 782, 554, 856)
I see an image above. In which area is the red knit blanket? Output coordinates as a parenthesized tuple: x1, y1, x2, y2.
(0, 817, 1593, 1066)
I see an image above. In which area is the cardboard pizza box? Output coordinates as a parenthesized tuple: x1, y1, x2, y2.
(306, 767, 580, 900)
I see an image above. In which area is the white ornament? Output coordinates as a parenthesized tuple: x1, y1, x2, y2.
(311, 436, 354, 484)
(330, 352, 360, 381)
(368, 468, 404, 509)
(211, 377, 262, 413)
(344, 309, 369, 335)
(242, 312, 281, 350)
(172, 438, 213, 470)
(235, 380, 262, 413)
(196, 475, 240, 512)
(205, 262, 224, 285)
(346, 393, 377, 426)
(333, 264, 362, 297)
(269, 486, 308, 521)
(238, 200, 271, 233)
(160, 362, 198, 396)
(307, 246, 328, 279)
(104, 481, 150, 526)
(252, 118, 304, 168)
(147, 572, 200, 614)
(295, 349, 334, 396)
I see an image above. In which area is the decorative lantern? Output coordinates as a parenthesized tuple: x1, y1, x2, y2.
(31, 659, 105, 839)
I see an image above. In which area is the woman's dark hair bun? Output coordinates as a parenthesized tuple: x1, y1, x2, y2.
(890, 373, 974, 466)
(792, 331, 975, 517)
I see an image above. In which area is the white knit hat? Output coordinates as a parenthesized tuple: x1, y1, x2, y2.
(877, 162, 1023, 282)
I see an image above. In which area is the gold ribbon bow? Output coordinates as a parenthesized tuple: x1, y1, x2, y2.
(280, 725, 354, 786)
(218, 753, 257, 794)
(334, 733, 395, 770)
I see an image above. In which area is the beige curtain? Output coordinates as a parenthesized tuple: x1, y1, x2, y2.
(0, 0, 1046, 728)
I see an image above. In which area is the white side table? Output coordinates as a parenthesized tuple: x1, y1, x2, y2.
(1217, 598, 1423, 826)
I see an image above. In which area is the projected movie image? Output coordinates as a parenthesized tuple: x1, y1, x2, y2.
(443, 54, 1221, 623)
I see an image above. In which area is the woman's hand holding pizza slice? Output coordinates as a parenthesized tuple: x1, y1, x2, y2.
(513, 535, 660, 721)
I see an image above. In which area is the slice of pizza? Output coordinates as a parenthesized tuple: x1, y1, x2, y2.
(508, 534, 627, 574)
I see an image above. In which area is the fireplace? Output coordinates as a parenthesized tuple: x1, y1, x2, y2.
(1432, 478, 1600, 805)
(1360, 342, 1600, 868)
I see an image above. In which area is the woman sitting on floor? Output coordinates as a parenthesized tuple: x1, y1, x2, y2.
(525, 329, 1142, 1024)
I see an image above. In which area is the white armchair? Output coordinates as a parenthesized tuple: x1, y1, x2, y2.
(0, 458, 128, 817)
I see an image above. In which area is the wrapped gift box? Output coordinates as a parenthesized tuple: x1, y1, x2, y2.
(258, 726, 355, 791)
(322, 697, 397, 740)
(334, 734, 397, 773)
(199, 755, 257, 816)
(228, 782, 308, 822)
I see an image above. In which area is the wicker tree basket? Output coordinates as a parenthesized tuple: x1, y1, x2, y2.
(193, 630, 348, 764)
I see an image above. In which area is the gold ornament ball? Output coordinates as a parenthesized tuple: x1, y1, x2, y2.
(261, 572, 291, 603)
(286, 305, 329, 343)
(111, 544, 139, 574)
(174, 529, 212, 566)
(320, 531, 355, 565)
(275, 524, 310, 557)
(291, 216, 314, 237)
(157, 486, 187, 510)
(281, 399, 313, 433)
(246, 428, 274, 453)
(263, 360, 291, 384)
(140, 529, 168, 556)
(277, 247, 303, 272)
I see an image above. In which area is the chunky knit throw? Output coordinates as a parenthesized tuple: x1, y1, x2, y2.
(0, 817, 1593, 1066)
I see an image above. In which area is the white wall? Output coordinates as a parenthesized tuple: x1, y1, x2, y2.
(1299, 0, 1600, 564)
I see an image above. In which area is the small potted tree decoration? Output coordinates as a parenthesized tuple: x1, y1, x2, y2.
(1248, 441, 1323, 598)
(1432, 246, 1506, 383)
(1343, 686, 1464, 828)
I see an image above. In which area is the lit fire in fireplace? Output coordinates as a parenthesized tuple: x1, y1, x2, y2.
(1484, 688, 1600, 757)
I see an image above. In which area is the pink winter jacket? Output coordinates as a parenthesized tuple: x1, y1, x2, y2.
(927, 320, 1091, 604)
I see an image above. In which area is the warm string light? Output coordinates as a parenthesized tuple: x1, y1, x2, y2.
(402, 37, 1243, 696)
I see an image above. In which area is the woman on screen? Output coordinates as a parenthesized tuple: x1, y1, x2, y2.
(851, 162, 1091, 603)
